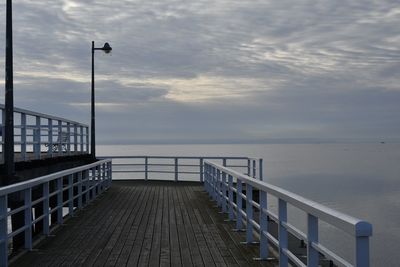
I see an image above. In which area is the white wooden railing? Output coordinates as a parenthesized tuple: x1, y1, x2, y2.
(0, 104, 89, 161)
(204, 160, 372, 267)
(102, 156, 263, 181)
(0, 159, 112, 266)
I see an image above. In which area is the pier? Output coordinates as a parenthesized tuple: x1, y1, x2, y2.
(0, 115, 373, 267)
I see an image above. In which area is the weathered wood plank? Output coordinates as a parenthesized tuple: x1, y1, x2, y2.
(11, 181, 278, 267)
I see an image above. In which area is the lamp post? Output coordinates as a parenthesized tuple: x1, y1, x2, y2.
(4, 0, 15, 182)
(91, 41, 112, 159)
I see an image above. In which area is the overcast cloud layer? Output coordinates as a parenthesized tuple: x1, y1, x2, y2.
(0, 0, 399, 143)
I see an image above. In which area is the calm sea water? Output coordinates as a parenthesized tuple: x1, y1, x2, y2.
(98, 143, 400, 266)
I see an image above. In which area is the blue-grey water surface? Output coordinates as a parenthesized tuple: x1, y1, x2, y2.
(98, 143, 400, 266)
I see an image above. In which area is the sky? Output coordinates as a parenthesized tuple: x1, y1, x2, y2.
(0, 0, 400, 144)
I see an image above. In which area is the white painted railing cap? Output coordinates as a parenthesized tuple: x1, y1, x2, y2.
(355, 221, 373, 237)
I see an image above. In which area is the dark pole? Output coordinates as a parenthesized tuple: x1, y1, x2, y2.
(91, 41, 96, 159)
(4, 0, 15, 181)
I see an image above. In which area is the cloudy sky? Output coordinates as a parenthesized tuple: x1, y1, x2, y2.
(0, 0, 399, 144)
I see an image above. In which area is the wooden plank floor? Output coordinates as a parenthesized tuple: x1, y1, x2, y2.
(11, 181, 278, 267)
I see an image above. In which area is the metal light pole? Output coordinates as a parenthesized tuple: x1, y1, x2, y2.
(4, 0, 15, 181)
(91, 41, 112, 159)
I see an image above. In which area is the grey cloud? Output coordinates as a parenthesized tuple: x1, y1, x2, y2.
(0, 0, 400, 143)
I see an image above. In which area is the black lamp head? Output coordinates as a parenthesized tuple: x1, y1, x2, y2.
(102, 43, 112, 54)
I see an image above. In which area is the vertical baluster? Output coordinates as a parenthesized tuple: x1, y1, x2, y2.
(212, 167, 217, 202)
(57, 177, 63, 224)
(96, 166, 100, 195)
(24, 188, 33, 250)
(77, 172, 83, 209)
(145, 157, 148, 181)
(57, 120, 62, 156)
(228, 175, 234, 221)
(252, 159, 256, 179)
(43, 182, 50, 236)
(245, 183, 254, 243)
(101, 163, 106, 191)
(109, 161, 113, 187)
(0, 195, 8, 267)
(68, 174, 74, 216)
(307, 214, 319, 267)
(86, 126, 89, 153)
(278, 199, 288, 267)
(48, 119, 53, 157)
(74, 124, 78, 153)
(259, 158, 263, 181)
(203, 164, 207, 191)
(91, 167, 96, 197)
(85, 170, 90, 205)
(200, 158, 204, 182)
(80, 126, 84, 153)
(34, 116, 41, 159)
(21, 113, 27, 161)
(258, 191, 268, 259)
(222, 171, 227, 213)
(174, 158, 178, 182)
(66, 122, 71, 155)
(247, 159, 251, 176)
(355, 236, 370, 267)
(216, 169, 221, 207)
(235, 179, 243, 230)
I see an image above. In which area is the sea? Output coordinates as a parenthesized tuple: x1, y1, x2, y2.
(98, 143, 400, 266)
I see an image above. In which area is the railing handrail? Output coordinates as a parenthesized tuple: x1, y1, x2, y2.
(0, 104, 87, 127)
(205, 160, 372, 237)
(101, 155, 253, 160)
(0, 159, 110, 196)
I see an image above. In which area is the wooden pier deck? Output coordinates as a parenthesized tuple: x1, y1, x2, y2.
(11, 181, 278, 267)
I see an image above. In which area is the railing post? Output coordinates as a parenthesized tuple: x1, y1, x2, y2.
(57, 120, 62, 156)
(57, 177, 63, 224)
(278, 199, 288, 267)
(356, 236, 370, 267)
(68, 174, 74, 216)
(0, 195, 8, 267)
(212, 167, 217, 202)
(258, 190, 269, 259)
(48, 119, 53, 157)
(223, 158, 226, 167)
(259, 158, 263, 181)
(21, 113, 27, 161)
(74, 124, 78, 153)
(78, 171, 83, 209)
(145, 157, 148, 181)
(109, 161, 113, 187)
(85, 170, 90, 204)
(200, 158, 204, 182)
(174, 158, 178, 182)
(24, 188, 33, 250)
(307, 214, 319, 267)
(43, 182, 50, 236)
(222, 171, 227, 213)
(252, 159, 255, 178)
(101, 163, 106, 191)
(245, 183, 254, 243)
(92, 167, 97, 197)
(228, 174, 234, 221)
(80, 126, 84, 153)
(34, 116, 41, 159)
(66, 122, 71, 155)
(216, 169, 221, 207)
(206, 164, 210, 193)
(86, 126, 89, 153)
(235, 179, 244, 230)
(247, 159, 251, 176)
